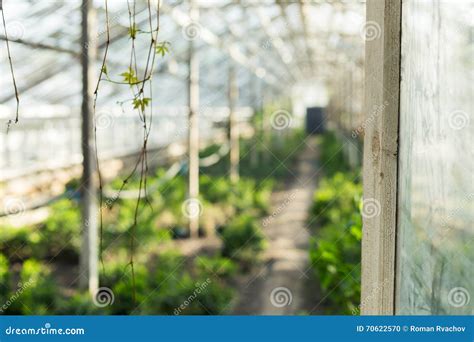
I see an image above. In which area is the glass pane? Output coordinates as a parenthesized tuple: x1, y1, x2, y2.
(396, 0, 474, 314)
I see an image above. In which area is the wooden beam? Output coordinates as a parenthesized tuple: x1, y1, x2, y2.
(187, 1, 200, 239)
(228, 65, 239, 183)
(79, 0, 99, 295)
(361, 0, 401, 315)
(298, 1, 316, 74)
(0, 36, 78, 55)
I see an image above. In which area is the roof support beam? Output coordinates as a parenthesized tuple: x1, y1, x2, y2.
(161, 3, 283, 90)
(254, 5, 304, 81)
(298, 1, 317, 75)
(0, 36, 78, 56)
(276, 1, 313, 77)
(209, 7, 294, 85)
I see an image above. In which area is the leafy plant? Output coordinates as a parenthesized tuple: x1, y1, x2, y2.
(145, 251, 234, 315)
(0, 199, 81, 261)
(0, 254, 9, 308)
(195, 256, 237, 279)
(309, 172, 361, 228)
(109, 264, 149, 315)
(41, 199, 81, 259)
(151, 272, 233, 315)
(10, 259, 57, 315)
(307, 132, 362, 314)
(221, 214, 266, 267)
(55, 292, 103, 315)
(0, 226, 33, 260)
(318, 131, 350, 175)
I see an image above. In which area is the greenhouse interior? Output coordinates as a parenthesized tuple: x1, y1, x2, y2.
(0, 0, 472, 317)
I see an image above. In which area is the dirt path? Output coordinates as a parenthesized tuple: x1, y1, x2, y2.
(232, 138, 323, 315)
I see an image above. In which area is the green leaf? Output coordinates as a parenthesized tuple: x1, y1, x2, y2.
(155, 41, 170, 57)
(101, 64, 108, 76)
(133, 97, 151, 112)
(128, 24, 139, 39)
(120, 67, 138, 85)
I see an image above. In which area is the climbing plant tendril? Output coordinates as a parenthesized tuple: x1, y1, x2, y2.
(1, 0, 20, 131)
(93, 0, 167, 304)
(93, 0, 110, 277)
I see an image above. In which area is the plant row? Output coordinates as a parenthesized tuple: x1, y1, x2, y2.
(308, 131, 362, 314)
(0, 128, 304, 315)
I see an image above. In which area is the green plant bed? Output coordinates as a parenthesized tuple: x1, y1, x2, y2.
(1, 128, 304, 264)
(0, 249, 237, 315)
(55, 292, 104, 315)
(0, 254, 9, 310)
(6, 259, 57, 315)
(307, 131, 362, 314)
(221, 214, 267, 271)
(309, 172, 362, 229)
(309, 217, 362, 314)
(96, 250, 236, 315)
(0, 128, 311, 314)
(0, 199, 84, 262)
(317, 130, 351, 175)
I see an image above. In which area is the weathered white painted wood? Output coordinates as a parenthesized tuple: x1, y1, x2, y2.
(361, 0, 401, 315)
(187, 1, 200, 239)
(228, 65, 240, 183)
(79, 0, 99, 294)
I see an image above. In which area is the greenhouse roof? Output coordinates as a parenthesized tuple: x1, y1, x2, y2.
(0, 0, 365, 111)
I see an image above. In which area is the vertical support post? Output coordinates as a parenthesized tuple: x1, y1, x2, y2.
(228, 65, 239, 183)
(361, 0, 401, 315)
(347, 62, 358, 169)
(79, 0, 98, 294)
(250, 74, 258, 168)
(261, 83, 270, 163)
(187, 1, 200, 239)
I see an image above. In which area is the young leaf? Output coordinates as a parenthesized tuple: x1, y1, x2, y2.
(101, 64, 108, 76)
(155, 41, 170, 57)
(128, 24, 139, 39)
(120, 67, 138, 85)
(133, 97, 151, 112)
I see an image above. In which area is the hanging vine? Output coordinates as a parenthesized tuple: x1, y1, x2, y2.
(1, 0, 20, 131)
(93, 0, 168, 304)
